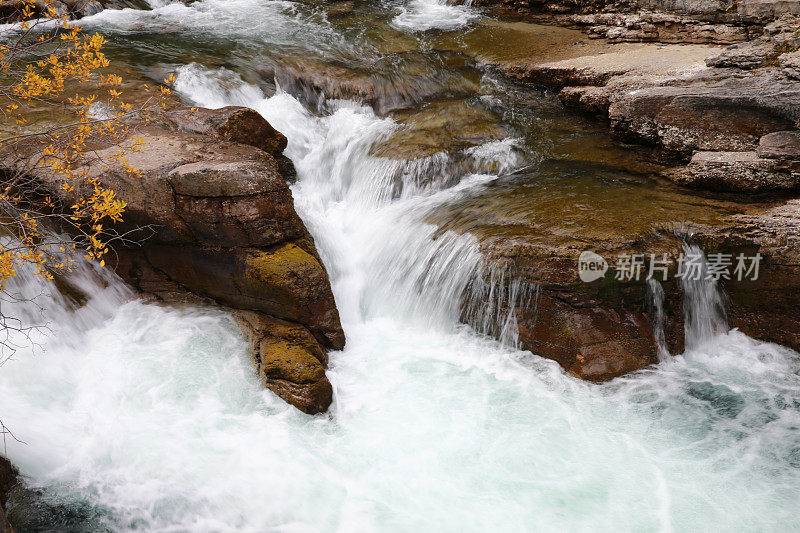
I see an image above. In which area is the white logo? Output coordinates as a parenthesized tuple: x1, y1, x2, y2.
(578, 251, 608, 282)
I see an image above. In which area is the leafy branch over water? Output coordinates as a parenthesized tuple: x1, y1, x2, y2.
(0, 0, 171, 359)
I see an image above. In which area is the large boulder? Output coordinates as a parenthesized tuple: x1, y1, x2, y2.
(472, 236, 679, 381)
(3, 106, 345, 414)
(608, 71, 800, 154)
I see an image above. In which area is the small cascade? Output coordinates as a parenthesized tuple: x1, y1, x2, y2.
(390, 0, 479, 32)
(462, 263, 540, 349)
(3, 1, 800, 530)
(646, 278, 669, 361)
(680, 242, 729, 350)
(172, 64, 528, 339)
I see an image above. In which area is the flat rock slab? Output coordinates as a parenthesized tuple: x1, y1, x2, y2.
(758, 130, 800, 158)
(500, 43, 720, 86)
(667, 150, 800, 191)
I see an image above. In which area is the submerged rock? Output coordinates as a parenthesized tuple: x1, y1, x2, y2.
(270, 51, 481, 116)
(373, 100, 506, 160)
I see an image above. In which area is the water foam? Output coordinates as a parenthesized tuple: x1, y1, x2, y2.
(1, 22, 799, 533)
(391, 0, 479, 33)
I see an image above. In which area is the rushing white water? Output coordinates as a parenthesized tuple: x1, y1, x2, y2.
(2, 1, 800, 530)
(680, 243, 730, 351)
(390, 0, 479, 33)
(647, 278, 669, 361)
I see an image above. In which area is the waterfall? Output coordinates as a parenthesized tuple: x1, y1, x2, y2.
(646, 278, 669, 361)
(1, 4, 799, 530)
(462, 264, 540, 349)
(680, 243, 729, 351)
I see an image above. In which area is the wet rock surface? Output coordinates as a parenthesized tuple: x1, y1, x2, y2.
(0, 456, 16, 533)
(447, 14, 800, 376)
(0, 456, 16, 532)
(676, 199, 800, 351)
(480, 237, 669, 380)
(235, 310, 332, 414)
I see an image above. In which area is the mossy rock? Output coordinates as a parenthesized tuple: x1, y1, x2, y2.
(245, 243, 326, 310)
(258, 338, 326, 384)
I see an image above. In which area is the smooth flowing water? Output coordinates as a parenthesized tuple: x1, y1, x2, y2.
(1, 0, 800, 531)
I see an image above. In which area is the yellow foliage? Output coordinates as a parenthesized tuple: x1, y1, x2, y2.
(0, 0, 173, 284)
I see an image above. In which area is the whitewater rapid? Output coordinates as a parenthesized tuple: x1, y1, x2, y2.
(1, 1, 800, 531)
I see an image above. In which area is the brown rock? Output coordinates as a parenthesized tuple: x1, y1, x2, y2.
(608, 71, 800, 155)
(665, 150, 800, 191)
(0, 456, 17, 533)
(162, 106, 287, 157)
(326, 0, 355, 18)
(781, 49, 800, 77)
(0, 456, 17, 510)
(757, 130, 800, 159)
(161, 106, 296, 182)
(234, 311, 333, 414)
(694, 198, 800, 352)
(466, 236, 680, 381)
(4, 107, 345, 412)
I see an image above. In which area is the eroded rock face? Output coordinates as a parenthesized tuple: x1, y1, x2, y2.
(694, 200, 800, 350)
(476, 236, 678, 381)
(3, 106, 344, 413)
(475, 203, 800, 380)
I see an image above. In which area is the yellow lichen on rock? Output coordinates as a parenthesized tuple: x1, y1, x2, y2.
(258, 339, 326, 384)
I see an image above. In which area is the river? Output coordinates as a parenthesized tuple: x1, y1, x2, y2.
(1, 0, 799, 530)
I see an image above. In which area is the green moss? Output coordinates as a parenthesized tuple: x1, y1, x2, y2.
(598, 273, 621, 304)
